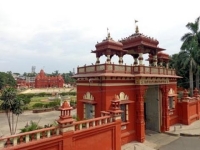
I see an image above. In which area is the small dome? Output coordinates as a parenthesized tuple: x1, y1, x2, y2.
(61, 101, 70, 109)
(113, 95, 120, 100)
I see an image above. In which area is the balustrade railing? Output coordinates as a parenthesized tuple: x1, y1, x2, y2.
(74, 116, 113, 131)
(0, 126, 60, 148)
(77, 64, 175, 76)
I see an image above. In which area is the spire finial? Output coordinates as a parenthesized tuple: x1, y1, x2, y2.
(107, 28, 111, 39)
(135, 20, 139, 33)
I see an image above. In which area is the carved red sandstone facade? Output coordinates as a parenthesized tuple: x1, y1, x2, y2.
(74, 27, 181, 144)
(35, 69, 64, 88)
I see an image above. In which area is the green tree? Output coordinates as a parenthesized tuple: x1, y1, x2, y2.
(0, 72, 16, 90)
(0, 87, 24, 135)
(52, 70, 59, 76)
(180, 16, 200, 95)
(62, 71, 75, 84)
(169, 53, 190, 89)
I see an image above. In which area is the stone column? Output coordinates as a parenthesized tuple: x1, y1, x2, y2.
(138, 53, 143, 65)
(132, 54, 139, 65)
(153, 54, 157, 67)
(119, 56, 123, 65)
(134, 57, 138, 65)
(160, 85, 170, 131)
(166, 62, 169, 68)
(106, 55, 111, 64)
(159, 59, 163, 67)
(96, 56, 100, 65)
(136, 85, 146, 142)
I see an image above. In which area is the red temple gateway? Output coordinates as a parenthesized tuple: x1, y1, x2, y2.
(73, 27, 181, 143)
(2, 27, 200, 150)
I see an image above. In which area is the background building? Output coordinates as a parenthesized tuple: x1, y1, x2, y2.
(35, 69, 64, 88)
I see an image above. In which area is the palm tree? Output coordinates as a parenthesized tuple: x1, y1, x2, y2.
(0, 87, 24, 135)
(181, 16, 200, 95)
(178, 50, 197, 96)
(169, 53, 190, 89)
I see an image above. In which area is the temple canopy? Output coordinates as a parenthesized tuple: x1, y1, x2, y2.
(90, 25, 167, 67)
(91, 30, 127, 65)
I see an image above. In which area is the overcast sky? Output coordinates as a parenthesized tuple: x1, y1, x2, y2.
(0, 0, 199, 74)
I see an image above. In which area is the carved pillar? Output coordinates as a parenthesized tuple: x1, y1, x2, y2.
(159, 59, 163, 67)
(160, 85, 170, 131)
(136, 85, 147, 142)
(106, 55, 110, 63)
(106, 50, 111, 64)
(138, 53, 143, 65)
(138, 46, 144, 66)
(133, 54, 139, 65)
(166, 62, 169, 68)
(153, 54, 157, 67)
(118, 53, 124, 65)
(96, 57, 100, 65)
(95, 53, 100, 65)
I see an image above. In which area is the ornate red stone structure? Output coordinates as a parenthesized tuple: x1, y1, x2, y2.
(2, 27, 200, 150)
(35, 69, 64, 88)
(74, 27, 181, 143)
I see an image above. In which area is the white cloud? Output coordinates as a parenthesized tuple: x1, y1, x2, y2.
(0, 0, 200, 73)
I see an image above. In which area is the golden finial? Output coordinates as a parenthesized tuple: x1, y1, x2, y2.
(135, 20, 139, 33)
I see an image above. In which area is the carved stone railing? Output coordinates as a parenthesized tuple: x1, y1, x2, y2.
(74, 116, 113, 131)
(77, 64, 175, 76)
(0, 126, 60, 149)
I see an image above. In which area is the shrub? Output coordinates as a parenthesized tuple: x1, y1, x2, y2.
(72, 115, 80, 121)
(32, 103, 44, 108)
(36, 92, 46, 97)
(48, 101, 60, 108)
(20, 121, 42, 133)
(68, 92, 76, 96)
(22, 97, 31, 105)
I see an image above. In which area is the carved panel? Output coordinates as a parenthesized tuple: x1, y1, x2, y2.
(126, 66, 131, 73)
(134, 67, 139, 72)
(79, 68, 85, 73)
(160, 68, 163, 74)
(145, 67, 150, 73)
(86, 66, 95, 72)
(107, 65, 113, 71)
(151, 68, 158, 74)
(83, 92, 94, 100)
(115, 66, 125, 71)
(96, 65, 105, 71)
(135, 77, 169, 85)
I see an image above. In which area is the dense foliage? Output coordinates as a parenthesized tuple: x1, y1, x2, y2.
(0, 72, 16, 90)
(169, 16, 200, 95)
(0, 87, 24, 135)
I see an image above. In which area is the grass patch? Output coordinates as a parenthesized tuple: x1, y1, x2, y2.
(27, 96, 50, 109)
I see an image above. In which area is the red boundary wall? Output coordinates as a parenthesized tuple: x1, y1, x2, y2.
(0, 114, 121, 150)
(177, 89, 200, 125)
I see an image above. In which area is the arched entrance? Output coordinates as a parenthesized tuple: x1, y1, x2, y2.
(144, 85, 162, 132)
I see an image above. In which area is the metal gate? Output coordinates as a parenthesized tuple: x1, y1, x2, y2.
(144, 85, 161, 132)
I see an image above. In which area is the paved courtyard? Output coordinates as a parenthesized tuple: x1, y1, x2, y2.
(19, 87, 76, 94)
(0, 109, 77, 137)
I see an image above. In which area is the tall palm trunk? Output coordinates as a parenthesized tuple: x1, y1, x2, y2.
(12, 113, 14, 135)
(14, 115, 19, 134)
(196, 67, 199, 91)
(190, 60, 194, 96)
